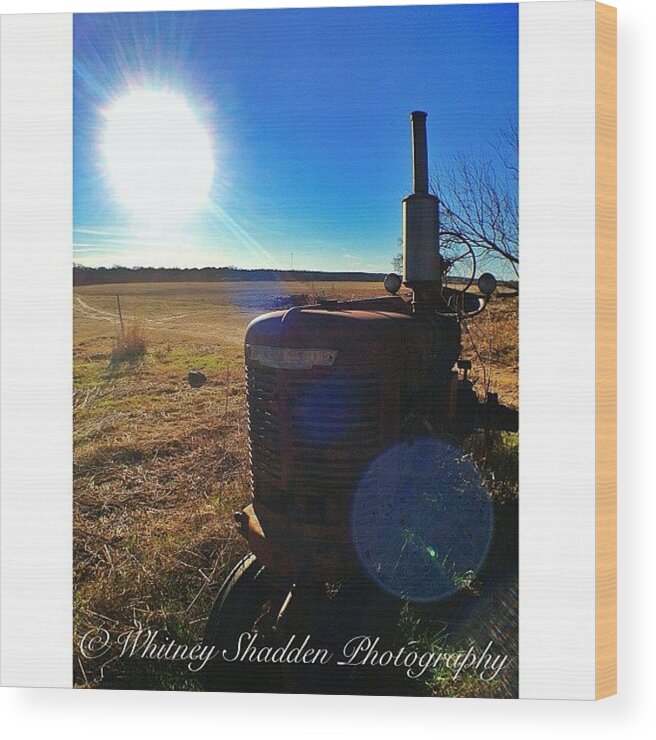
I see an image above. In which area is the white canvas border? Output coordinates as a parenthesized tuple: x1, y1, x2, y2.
(0, 13, 73, 687)
(518, 0, 597, 699)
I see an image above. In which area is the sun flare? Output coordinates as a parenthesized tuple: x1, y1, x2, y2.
(101, 88, 214, 224)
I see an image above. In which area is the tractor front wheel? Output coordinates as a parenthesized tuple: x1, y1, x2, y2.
(200, 553, 288, 692)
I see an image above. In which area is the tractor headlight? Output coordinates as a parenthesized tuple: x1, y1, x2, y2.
(384, 273, 402, 295)
(477, 272, 497, 296)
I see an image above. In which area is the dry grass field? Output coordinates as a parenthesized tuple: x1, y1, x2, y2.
(73, 280, 518, 692)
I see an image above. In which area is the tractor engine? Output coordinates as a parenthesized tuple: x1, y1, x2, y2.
(244, 296, 460, 578)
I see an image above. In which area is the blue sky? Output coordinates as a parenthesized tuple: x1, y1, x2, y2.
(73, 5, 518, 272)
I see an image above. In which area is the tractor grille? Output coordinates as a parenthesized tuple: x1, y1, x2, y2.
(247, 362, 385, 529)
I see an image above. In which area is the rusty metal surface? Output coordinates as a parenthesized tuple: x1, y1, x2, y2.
(234, 503, 353, 578)
(234, 504, 298, 576)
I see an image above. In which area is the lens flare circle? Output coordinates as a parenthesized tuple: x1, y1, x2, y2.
(350, 437, 493, 602)
(101, 88, 214, 224)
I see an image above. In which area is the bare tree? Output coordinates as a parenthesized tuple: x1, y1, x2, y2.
(433, 122, 519, 281)
(391, 237, 403, 274)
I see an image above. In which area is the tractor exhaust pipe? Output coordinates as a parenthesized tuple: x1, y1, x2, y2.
(411, 110, 429, 194)
(403, 111, 441, 312)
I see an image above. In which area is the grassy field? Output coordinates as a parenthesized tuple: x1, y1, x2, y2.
(73, 280, 518, 693)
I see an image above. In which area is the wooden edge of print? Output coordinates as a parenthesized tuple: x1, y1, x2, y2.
(595, 1, 617, 701)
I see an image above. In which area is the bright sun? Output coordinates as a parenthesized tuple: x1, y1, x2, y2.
(101, 88, 214, 224)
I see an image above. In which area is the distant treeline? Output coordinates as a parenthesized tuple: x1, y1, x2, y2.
(73, 265, 387, 287)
